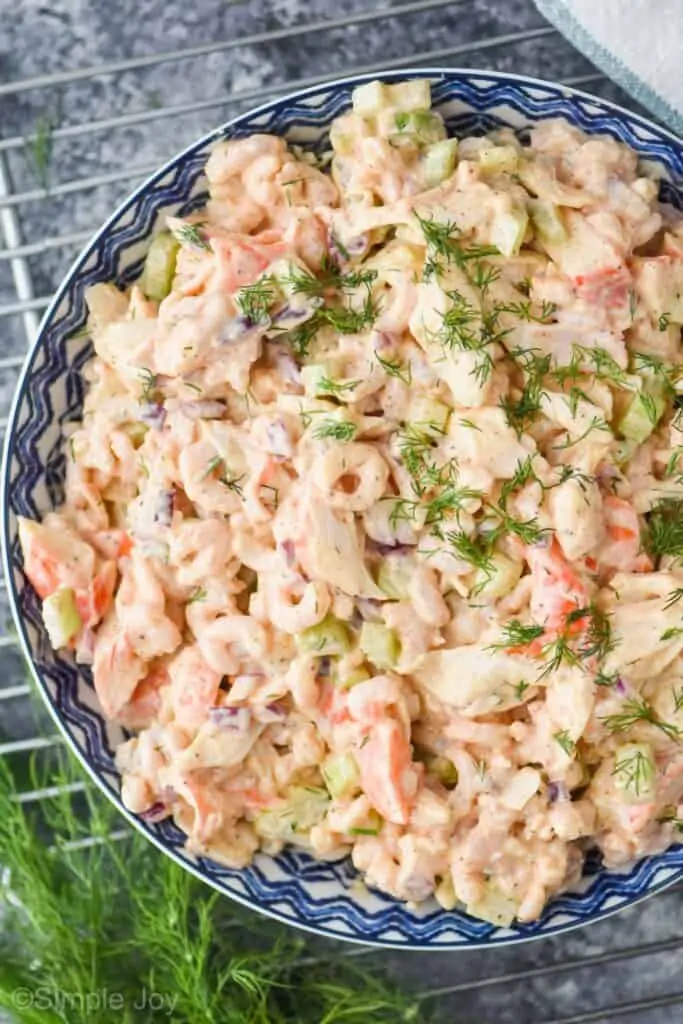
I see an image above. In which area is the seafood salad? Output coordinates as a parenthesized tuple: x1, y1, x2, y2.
(18, 78, 683, 925)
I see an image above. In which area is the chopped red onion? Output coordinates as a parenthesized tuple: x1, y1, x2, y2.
(140, 401, 166, 429)
(153, 489, 175, 528)
(355, 597, 384, 621)
(221, 315, 266, 343)
(328, 230, 368, 262)
(255, 701, 288, 724)
(548, 781, 570, 803)
(279, 539, 297, 568)
(272, 349, 302, 385)
(208, 705, 252, 730)
(615, 676, 627, 695)
(272, 301, 320, 328)
(266, 419, 293, 459)
(139, 802, 170, 823)
(180, 399, 226, 420)
(367, 539, 413, 556)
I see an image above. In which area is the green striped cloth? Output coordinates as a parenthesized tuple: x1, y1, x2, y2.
(535, 0, 683, 136)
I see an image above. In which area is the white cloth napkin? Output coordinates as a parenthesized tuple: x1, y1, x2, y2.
(534, 0, 683, 135)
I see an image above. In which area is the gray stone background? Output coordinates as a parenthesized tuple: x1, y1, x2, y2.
(0, 1, 681, 1021)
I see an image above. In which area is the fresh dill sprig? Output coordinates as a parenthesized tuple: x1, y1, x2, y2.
(235, 277, 276, 325)
(171, 221, 210, 251)
(285, 258, 377, 296)
(659, 312, 672, 331)
(646, 499, 683, 561)
(489, 620, 545, 650)
(665, 587, 683, 609)
(317, 375, 361, 396)
(312, 419, 357, 441)
(26, 111, 58, 190)
(499, 299, 557, 324)
(553, 730, 577, 756)
(137, 367, 158, 402)
(501, 349, 552, 435)
(439, 528, 496, 579)
(612, 748, 654, 797)
(188, 586, 207, 603)
(0, 753, 413, 1024)
(415, 213, 499, 285)
(601, 697, 682, 743)
(375, 352, 412, 385)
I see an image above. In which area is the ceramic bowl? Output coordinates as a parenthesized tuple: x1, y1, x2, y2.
(4, 69, 683, 948)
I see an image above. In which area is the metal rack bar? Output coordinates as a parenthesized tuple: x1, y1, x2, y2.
(415, 936, 683, 1000)
(540, 993, 683, 1024)
(0, 0, 467, 99)
(0, 26, 557, 211)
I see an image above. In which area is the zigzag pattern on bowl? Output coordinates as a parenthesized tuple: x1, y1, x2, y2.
(4, 70, 683, 948)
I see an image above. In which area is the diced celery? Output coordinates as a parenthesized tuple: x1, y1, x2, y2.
(42, 587, 82, 648)
(334, 665, 372, 690)
(297, 614, 351, 656)
(123, 421, 149, 448)
(426, 755, 458, 789)
(617, 386, 667, 443)
(352, 79, 431, 115)
(434, 875, 458, 911)
(408, 395, 451, 433)
(528, 199, 567, 244)
(413, 744, 458, 788)
(300, 363, 332, 398)
(322, 752, 361, 799)
(473, 552, 522, 599)
(422, 138, 459, 188)
(490, 203, 528, 258)
(329, 123, 355, 155)
(387, 80, 432, 112)
(349, 809, 383, 836)
(359, 621, 400, 670)
(254, 786, 329, 841)
(352, 80, 389, 115)
(612, 742, 656, 804)
(466, 883, 518, 927)
(393, 110, 446, 145)
(140, 232, 180, 301)
(377, 553, 415, 600)
(478, 144, 519, 174)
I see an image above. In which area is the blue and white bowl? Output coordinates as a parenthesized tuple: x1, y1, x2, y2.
(4, 69, 683, 949)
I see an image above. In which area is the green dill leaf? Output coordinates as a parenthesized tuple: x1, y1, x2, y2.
(188, 586, 207, 603)
(235, 277, 276, 325)
(659, 312, 672, 331)
(171, 221, 210, 251)
(645, 499, 683, 561)
(375, 352, 412, 385)
(137, 367, 158, 402)
(312, 419, 357, 442)
(553, 730, 576, 756)
(514, 680, 531, 700)
(612, 748, 654, 797)
(488, 620, 545, 650)
(203, 455, 224, 478)
(317, 375, 361, 396)
(601, 697, 682, 743)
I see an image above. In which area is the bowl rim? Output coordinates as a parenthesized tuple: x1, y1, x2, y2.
(4, 66, 683, 950)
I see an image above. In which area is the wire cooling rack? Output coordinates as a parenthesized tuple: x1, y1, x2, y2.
(1, 1, 682, 1020)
